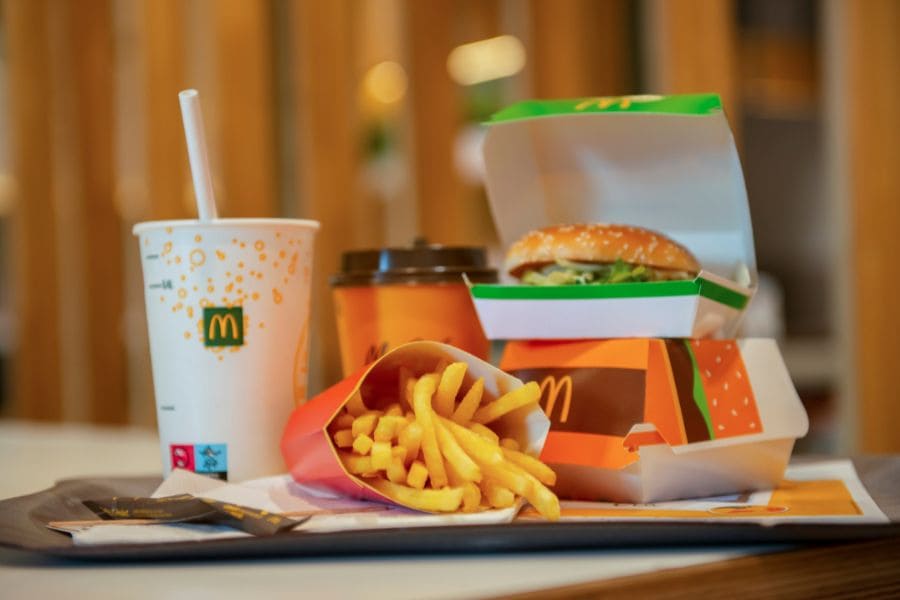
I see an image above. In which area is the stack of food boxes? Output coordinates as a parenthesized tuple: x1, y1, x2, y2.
(468, 94, 809, 503)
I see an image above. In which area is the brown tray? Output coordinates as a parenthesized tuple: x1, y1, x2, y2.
(2, 457, 898, 562)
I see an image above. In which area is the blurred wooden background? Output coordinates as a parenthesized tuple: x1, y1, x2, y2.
(0, 0, 897, 453)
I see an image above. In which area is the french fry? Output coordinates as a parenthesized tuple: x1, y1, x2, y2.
(480, 460, 531, 499)
(432, 358, 450, 376)
(386, 457, 408, 484)
(528, 486, 561, 521)
(443, 456, 465, 488)
(352, 433, 374, 455)
(333, 412, 355, 430)
(528, 483, 560, 521)
(469, 422, 500, 446)
(351, 413, 378, 438)
(385, 403, 403, 417)
(434, 419, 482, 483)
(438, 416, 504, 468)
(371, 441, 392, 470)
(338, 451, 374, 475)
(451, 377, 484, 424)
(406, 460, 429, 489)
(472, 381, 541, 425)
(398, 366, 413, 408)
(482, 480, 515, 509)
(502, 447, 557, 486)
(461, 482, 481, 512)
(398, 420, 423, 466)
(412, 374, 448, 489)
(373, 415, 406, 442)
(502, 461, 560, 521)
(368, 479, 463, 513)
(372, 419, 393, 442)
(404, 377, 417, 410)
(391, 445, 407, 461)
(433, 362, 467, 417)
(500, 437, 520, 451)
(333, 429, 354, 448)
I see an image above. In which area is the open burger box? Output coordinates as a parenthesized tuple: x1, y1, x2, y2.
(468, 94, 756, 340)
(499, 338, 808, 503)
(280, 341, 550, 513)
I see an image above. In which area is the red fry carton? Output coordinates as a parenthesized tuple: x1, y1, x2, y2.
(500, 338, 809, 503)
(281, 341, 551, 511)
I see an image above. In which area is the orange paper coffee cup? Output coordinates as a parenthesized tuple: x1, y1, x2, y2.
(331, 241, 496, 377)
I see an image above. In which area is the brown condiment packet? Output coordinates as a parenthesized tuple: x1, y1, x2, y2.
(83, 494, 305, 536)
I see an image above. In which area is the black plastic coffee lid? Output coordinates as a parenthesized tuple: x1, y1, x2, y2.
(331, 238, 498, 286)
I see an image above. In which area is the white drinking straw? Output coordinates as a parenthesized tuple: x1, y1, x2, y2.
(178, 89, 219, 221)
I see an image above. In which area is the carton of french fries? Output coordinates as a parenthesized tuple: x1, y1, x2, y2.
(281, 341, 560, 520)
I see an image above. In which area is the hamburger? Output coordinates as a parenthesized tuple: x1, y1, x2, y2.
(505, 223, 700, 285)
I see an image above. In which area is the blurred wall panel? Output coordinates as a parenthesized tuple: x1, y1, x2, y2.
(645, 0, 740, 132)
(113, 0, 154, 426)
(3, 0, 62, 420)
(291, 0, 360, 393)
(530, 0, 631, 98)
(67, 0, 127, 423)
(846, 0, 900, 453)
(460, 0, 500, 40)
(404, 0, 467, 245)
(354, 0, 408, 248)
(213, 0, 277, 217)
(143, 0, 190, 219)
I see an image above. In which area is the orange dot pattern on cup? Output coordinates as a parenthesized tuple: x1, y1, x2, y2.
(149, 229, 312, 360)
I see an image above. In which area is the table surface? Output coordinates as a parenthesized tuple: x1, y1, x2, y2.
(0, 419, 896, 599)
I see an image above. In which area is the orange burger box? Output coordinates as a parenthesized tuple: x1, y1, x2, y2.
(468, 94, 756, 340)
(501, 338, 808, 503)
(280, 341, 550, 511)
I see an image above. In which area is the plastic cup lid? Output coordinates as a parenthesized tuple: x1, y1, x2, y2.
(331, 238, 498, 286)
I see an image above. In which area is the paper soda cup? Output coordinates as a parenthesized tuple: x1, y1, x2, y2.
(133, 218, 319, 481)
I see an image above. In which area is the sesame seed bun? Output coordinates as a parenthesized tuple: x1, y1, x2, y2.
(505, 223, 701, 279)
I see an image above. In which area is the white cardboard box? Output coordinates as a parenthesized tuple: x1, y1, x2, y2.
(471, 94, 757, 340)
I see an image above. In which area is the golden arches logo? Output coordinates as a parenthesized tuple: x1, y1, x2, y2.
(209, 314, 238, 340)
(540, 375, 573, 424)
(575, 97, 628, 111)
(574, 94, 663, 112)
(203, 307, 244, 347)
